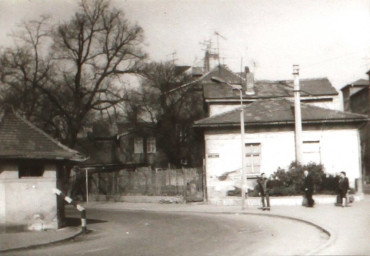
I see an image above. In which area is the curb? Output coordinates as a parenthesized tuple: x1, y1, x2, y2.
(191, 211, 334, 256)
(0, 227, 85, 254)
(90, 206, 334, 256)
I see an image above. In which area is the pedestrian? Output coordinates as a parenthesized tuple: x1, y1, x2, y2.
(257, 173, 270, 211)
(337, 171, 349, 207)
(303, 169, 315, 207)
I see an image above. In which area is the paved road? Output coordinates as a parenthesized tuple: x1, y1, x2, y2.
(3, 208, 328, 256)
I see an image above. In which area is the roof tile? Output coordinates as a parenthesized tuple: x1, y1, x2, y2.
(194, 99, 367, 127)
(0, 110, 85, 161)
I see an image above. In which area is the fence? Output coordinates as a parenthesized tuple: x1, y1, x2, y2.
(69, 167, 204, 202)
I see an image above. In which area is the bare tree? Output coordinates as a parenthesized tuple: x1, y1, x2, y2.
(0, 16, 53, 122)
(125, 61, 205, 166)
(45, 0, 145, 146)
(0, 1, 145, 147)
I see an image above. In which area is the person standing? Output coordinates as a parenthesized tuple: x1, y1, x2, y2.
(338, 171, 349, 207)
(303, 169, 315, 207)
(257, 173, 270, 211)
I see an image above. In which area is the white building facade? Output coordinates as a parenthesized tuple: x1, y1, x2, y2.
(195, 98, 366, 203)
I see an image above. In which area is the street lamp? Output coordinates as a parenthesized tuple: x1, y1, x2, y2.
(211, 77, 247, 209)
(229, 84, 247, 210)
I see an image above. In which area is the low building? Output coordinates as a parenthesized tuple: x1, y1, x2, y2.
(194, 99, 367, 204)
(0, 109, 85, 229)
(341, 73, 370, 181)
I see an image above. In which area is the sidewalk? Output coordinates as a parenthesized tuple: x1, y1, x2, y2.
(1, 195, 370, 255)
(0, 226, 82, 253)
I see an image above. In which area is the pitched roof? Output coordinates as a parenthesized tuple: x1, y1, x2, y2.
(203, 75, 338, 101)
(194, 99, 367, 127)
(174, 65, 191, 76)
(340, 79, 369, 91)
(0, 110, 86, 161)
(169, 65, 338, 99)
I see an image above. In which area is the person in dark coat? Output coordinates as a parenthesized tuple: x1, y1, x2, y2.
(303, 169, 315, 207)
(257, 173, 270, 210)
(338, 171, 349, 207)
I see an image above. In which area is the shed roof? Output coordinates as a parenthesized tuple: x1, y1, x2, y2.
(194, 99, 367, 128)
(0, 109, 86, 161)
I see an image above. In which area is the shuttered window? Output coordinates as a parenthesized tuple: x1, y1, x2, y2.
(245, 143, 261, 174)
(303, 141, 321, 164)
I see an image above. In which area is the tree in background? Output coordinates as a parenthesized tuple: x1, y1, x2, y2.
(0, 16, 53, 124)
(0, 0, 146, 148)
(123, 61, 205, 167)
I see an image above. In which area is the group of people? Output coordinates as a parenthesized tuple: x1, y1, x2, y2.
(256, 170, 350, 211)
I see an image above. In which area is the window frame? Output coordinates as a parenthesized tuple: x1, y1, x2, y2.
(18, 163, 45, 178)
(134, 137, 144, 154)
(245, 142, 262, 175)
(146, 136, 157, 154)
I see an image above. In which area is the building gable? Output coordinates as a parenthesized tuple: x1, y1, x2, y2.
(0, 109, 85, 161)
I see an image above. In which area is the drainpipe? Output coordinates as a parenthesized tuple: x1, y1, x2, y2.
(293, 65, 302, 164)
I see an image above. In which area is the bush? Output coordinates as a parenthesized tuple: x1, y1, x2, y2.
(265, 162, 339, 196)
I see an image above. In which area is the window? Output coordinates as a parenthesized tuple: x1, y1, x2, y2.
(19, 164, 44, 178)
(147, 137, 156, 153)
(303, 141, 321, 164)
(134, 137, 144, 154)
(207, 153, 220, 158)
(245, 143, 261, 174)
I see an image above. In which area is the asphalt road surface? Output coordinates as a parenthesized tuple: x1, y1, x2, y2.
(5, 208, 328, 256)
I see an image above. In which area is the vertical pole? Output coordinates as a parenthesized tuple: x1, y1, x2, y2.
(293, 65, 302, 164)
(85, 168, 89, 204)
(202, 158, 208, 202)
(240, 90, 247, 210)
(81, 209, 87, 233)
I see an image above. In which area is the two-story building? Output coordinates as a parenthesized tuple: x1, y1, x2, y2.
(340, 70, 370, 183)
(192, 65, 366, 204)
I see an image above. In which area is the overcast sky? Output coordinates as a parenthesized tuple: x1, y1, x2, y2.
(0, 0, 369, 89)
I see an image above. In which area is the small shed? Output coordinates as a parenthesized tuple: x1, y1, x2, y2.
(0, 109, 85, 229)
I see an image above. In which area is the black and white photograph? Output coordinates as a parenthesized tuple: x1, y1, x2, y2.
(0, 0, 369, 255)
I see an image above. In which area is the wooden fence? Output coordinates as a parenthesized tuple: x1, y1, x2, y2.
(69, 167, 204, 202)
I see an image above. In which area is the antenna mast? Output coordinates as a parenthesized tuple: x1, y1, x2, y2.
(214, 31, 227, 66)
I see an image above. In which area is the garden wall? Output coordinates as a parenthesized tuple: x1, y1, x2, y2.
(70, 167, 204, 202)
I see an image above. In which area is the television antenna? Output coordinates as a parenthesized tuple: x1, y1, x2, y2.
(214, 31, 227, 66)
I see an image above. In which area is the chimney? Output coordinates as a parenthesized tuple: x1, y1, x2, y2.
(204, 51, 210, 72)
(244, 66, 255, 95)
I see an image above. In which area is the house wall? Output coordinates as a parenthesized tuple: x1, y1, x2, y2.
(0, 163, 58, 229)
(204, 126, 362, 202)
(350, 89, 369, 115)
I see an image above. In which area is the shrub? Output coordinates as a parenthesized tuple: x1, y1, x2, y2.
(266, 162, 339, 196)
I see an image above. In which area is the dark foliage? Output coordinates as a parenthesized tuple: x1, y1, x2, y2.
(253, 162, 342, 196)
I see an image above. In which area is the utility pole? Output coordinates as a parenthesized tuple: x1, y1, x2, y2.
(293, 65, 302, 164)
(239, 91, 247, 210)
